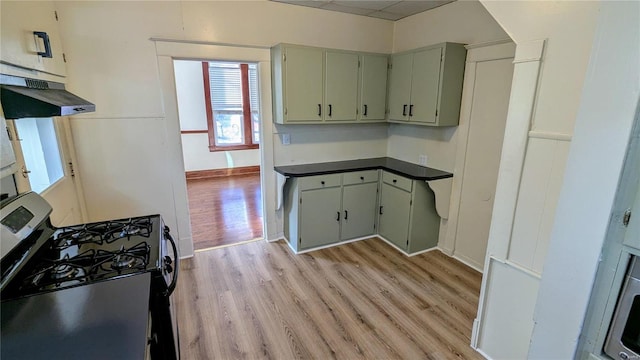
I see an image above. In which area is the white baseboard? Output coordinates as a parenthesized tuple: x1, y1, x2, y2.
(376, 236, 438, 257)
(451, 253, 484, 273)
(283, 235, 374, 255)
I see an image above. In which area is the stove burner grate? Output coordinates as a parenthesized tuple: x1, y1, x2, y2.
(53, 217, 153, 250)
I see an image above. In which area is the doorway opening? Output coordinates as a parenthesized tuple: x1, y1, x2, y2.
(173, 59, 264, 251)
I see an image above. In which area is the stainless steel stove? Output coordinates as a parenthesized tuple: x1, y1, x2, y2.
(0, 192, 180, 359)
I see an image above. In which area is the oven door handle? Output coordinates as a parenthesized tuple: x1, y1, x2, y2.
(164, 230, 179, 297)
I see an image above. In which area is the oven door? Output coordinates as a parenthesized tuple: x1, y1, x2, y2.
(605, 271, 640, 359)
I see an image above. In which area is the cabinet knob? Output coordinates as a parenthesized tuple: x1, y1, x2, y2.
(393, 179, 397, 183)
(321, 181, 325, 185)
(360, 176, 364, 181)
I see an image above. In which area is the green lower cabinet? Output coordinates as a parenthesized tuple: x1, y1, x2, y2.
(378, 171, 441, 254)
(299, 187, 342, 249)
(378, 183, 411, 249)
(283, 170, 440, 255)
(341, 182, 378, 240)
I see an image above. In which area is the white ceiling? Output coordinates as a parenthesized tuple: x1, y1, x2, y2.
(270, 0, 456, 21)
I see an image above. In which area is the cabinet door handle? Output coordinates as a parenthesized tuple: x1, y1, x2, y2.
(328, 104, 332, 117)
(336, 211, 340, 221)
(33, 31, 53, 58)
(379, 206, 384, 215)
(363, 104, 368, 116)
(409, 105, 414, 117)
(318, 104, 322, 116)
(344, 210, 348, 220)
(403, 105, 407, 116)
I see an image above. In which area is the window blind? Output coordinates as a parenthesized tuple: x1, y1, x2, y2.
(208, 63, 242, 111)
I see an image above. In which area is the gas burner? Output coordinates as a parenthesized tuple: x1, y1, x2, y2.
(51, 264, 79, 280)
(111, 253, 143, 270)
(119, 225, 141, 238)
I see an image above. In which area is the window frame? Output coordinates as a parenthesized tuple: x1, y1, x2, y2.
(202, 62, 259, 152)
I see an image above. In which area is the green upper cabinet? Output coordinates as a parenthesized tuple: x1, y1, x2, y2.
(387, 42, 466, 127)
(410, 48, 442, 123)
(272, 44, 388, 124)
(325, 51, 359, 122)
(358, 54, 389, 122)
(387, 52, 413, 121)
(281, 46, 324, 122)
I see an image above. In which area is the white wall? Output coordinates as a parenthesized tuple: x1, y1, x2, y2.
(55, 0, 395, 256)
(473, 1, 601, 358)
(173, 60, 259, 171)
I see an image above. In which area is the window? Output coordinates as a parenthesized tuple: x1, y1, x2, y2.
(14, 117, 64, 193)
(203, 61, 260, 151)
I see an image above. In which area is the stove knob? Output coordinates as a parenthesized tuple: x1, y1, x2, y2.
(165, 263, 173, 274)
(619, 352, 630, 360)
(164, 255, 173, 265)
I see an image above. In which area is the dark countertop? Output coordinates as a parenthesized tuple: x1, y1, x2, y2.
(275, 157, 452, 181)
(1, 273, 151, 360)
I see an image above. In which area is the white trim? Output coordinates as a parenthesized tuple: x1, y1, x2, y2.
(505, 259, 542, 279)
(474, 39, 546, 354)
(283, 235, 373, 254)
(528, 130, 572, 141)
(513, 39, 545, 63)
(376, 235, 438, 257)
(150, 37, 271, 49)
(155, 42, 274, 259)
(465, 42, 516, 63)
(465, 38, 513, 50)
(194, 237, 264, 252)
(452, 253, 483, 273)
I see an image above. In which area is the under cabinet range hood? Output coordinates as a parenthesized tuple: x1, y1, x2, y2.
(0, 74, 95, 119)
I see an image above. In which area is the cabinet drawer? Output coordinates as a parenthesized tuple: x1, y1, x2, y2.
(343, 170, 379, 185)
(299, 174, 342, 190)
(382, 172, 413, 192)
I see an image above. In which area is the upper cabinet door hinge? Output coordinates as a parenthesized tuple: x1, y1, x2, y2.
(358, 60, 361, 68)
(299, 197, 302, 204)
(68, 162, 75, 177)
(54, 11, 59, 21)
(388, 63, 392, 70)
(62, 53, 67, 63)
(283, 53, 286, 62)
(623, 209, 632, 227)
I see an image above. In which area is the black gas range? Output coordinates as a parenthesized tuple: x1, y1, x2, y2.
(0, 192, 180, 359)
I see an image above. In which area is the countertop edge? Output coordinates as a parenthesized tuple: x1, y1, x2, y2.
(274, 158, 453, 181)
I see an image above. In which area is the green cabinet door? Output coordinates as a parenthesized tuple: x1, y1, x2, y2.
(299, 187, 341, 249)
(341, 182, 378, 240)
(387, 53, 413, 121)
(284, 46, 324, 122)
(378, 183, 411, 250)
(359, 54, 388, 121)
(325, 51, 359, 122)
(409, 47, 442, 123)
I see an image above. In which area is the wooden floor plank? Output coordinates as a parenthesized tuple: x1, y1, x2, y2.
(186, 174, 263, 250)
(176, 238, 483, 360)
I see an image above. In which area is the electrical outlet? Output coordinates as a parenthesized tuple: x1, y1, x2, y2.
(282, 133, 291, 145)
(418, 155, 428, 166)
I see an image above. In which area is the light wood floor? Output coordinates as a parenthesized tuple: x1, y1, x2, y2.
(186, 174, 263, 250)
(176, 237, 483, 359)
